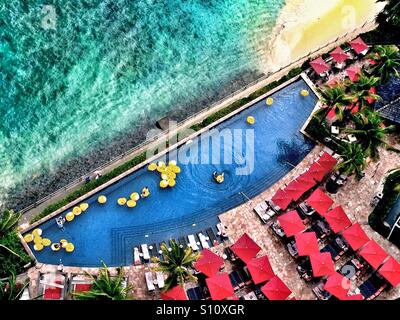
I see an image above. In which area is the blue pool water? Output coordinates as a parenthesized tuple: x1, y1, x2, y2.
(26, 79, 317, 267)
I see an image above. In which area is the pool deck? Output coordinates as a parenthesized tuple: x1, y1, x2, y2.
(26, 137, 400, 300)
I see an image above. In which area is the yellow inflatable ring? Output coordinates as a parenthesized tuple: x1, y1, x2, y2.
(171, 166, 181, 174)
(24, 234, 34, 243)
(117, 197, 127, 206)
(168, 179, 176, 187)
(34, 243, 44, 251)
(65, 243, 75, 253)
(266, 97, 274, 105)
(60, 239, 68, 248)
(98, 195, 107, 204)
(51, 243, 61, 251)
(130, 192, 140, 201)
(79, 203, 89, 212)
(127, 200, 137, 208)
(300, 89, 309, 97)
(32, 228, 42, 237)
(247, 116, 255, 125)
(160, 180, 168, 188)
(148, 163, 157, 171)
(72, 206, 82, 216)
(66, 212, 75, 222)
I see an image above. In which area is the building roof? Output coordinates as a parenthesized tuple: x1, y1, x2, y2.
(375, 97, 400, 124)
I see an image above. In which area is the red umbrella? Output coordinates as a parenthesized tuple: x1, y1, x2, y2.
(295, 232, 320, 257)
(324, 272, 350, 300)
(310, 57, 330, 75)
(277, 210, 305, 237)
(307, 162, 328, 182)
(341, 223, 369, 251)
(261, 276, 292, 300)
(284, 180, 306, 201)
(323, 206, 352, 233)
(310, 252, 335, 277)
(206, 273, 234, 300)
(231, 233, 261, 263)
(295, 172, 317, 190)
(350, 37, 369, 54)
(270, 189, 292, 210)
(247, 256, 275, 285)
(359, 240, 389, 269)
(330, 47, 350, 64)
(161, 285, 187, 300)
(345, 294, 364, 300)
(194, 249, 224, 277)
(378, 256, 400, 287)
(306, 189, 334, 215)
(317, 152, 337, 172)
(346, 65, 361, 82)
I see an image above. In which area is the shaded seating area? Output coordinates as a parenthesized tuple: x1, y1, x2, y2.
(38, 273, 67, 300)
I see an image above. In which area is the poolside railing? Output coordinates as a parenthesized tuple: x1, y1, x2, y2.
(19, 18, 377, 216)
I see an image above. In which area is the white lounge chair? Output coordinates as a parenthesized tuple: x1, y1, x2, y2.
(254, 202, 271, 224)
(216, 223, 228, 237)
(141, 244, 150, 260)
(133, 247, 141, 265)
(188, 235, 199, 251)
(145, 272, 155, 291)
(198, 233, 210, 249)
(156, 271, 165, 289)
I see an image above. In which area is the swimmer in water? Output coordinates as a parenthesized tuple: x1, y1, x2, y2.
(141, 186, 150, 198)
(213, 171, 225, 184)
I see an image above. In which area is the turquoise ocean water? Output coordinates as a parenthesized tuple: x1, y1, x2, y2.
(0, 0, 285, 209)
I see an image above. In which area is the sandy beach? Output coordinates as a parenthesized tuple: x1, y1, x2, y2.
(265, 0, 386, 71)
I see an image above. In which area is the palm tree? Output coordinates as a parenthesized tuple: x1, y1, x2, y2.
(376, 0, 400, 30)
(336, 143, 367, 177)
(152, 240, 200, 292)
(370, 45, 400, 83)
(345, 109, 398, 159)
(0, 273, 28, 300)
(318, 84, 352, 121)
(73, 263, 133, 300)
(346, 73, 381, 108)
(0, 209, 21, 237)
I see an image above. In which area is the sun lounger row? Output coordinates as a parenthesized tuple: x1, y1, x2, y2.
(229, 267, 252, 291)
(358, 273, 387, 300)
(133, 226, 224, 265)
(254, 201, 277, 224)
(144, 271, 165, 292)
(320, 236, 349, 261)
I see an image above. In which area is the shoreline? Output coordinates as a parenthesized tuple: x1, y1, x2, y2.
(264, 0, 385, 71)
(16, 2, 383, 221)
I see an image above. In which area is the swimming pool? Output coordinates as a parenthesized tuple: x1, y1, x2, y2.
(24, 78, 318, 267)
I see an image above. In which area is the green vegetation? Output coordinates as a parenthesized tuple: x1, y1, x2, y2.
(152, 240, 200, 292)
(0, 273, 28, 300)
(369, 169, 400, 247)
(73, 263, 133, 300)
(0, 209, 32, 278)
(363, 0, 400, 44)
(31, 67, 303, 224)
(336, 143, 367, 177)
(344, 109, 398, 160)
(369, 45, 400, 84)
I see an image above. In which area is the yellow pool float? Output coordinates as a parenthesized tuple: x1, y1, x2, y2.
(98, 195, 107, 204)
(160, 180, 169, 188)
(117, 197, 127, 206)
(247, 116, 255, 125)
(65, 243, 75, 253)
(130, 192, 140, 201)
(167, 172, 176, 179)
(65, 212, 75, 222)
(266, 97, 274, 105)
(32, 228, 42, 237)
(34, 243, 44, 251)
(79, 203, 89, 212)
(168, 160, 177, 166)
(60, 239, 68, 248)
(42, 238, 51, 247)
(72, 206, 82, 215)
(127, 200, 137, 208)
(33, 236, 43, 244)
(161, 173, 168, 180)
(24, 234, 34, 243)
(171, 165, 181, 174)
(168, 179, 176, 187)
(148, 163, 157, 171)
(300, 89, 309, 97)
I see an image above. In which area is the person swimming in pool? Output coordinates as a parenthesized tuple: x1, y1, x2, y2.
(213, 171, 225, 184)
(141, 186, 150, 198)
